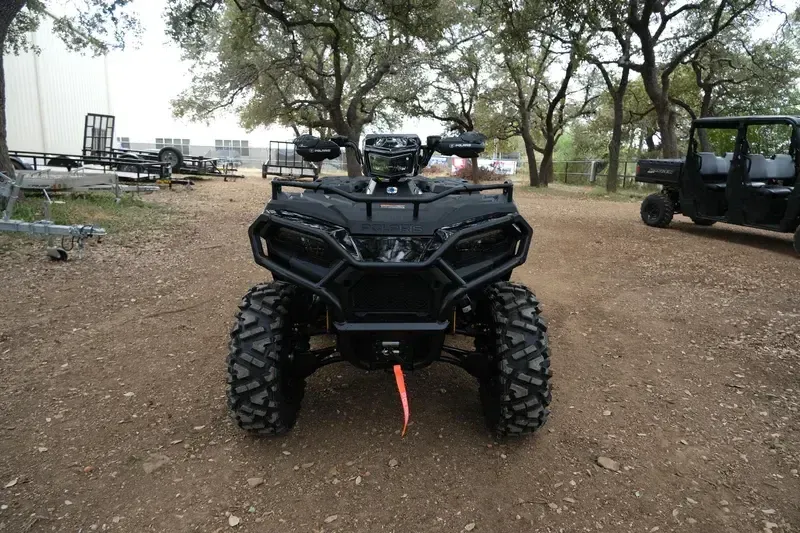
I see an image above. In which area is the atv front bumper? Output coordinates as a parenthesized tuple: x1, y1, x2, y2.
(249, 210, 532, 327)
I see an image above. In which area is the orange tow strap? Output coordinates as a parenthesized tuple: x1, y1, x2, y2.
(393, 365, 410, 437)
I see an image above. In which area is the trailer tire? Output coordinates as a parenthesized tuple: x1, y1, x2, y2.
(47, 156, 79, 171)
(794, 226, 799, 254)
(478, 282, 552, 438)
(227, 282, 307, 436)
(158, 147, 184, 172)
(640, 193, 674, 228)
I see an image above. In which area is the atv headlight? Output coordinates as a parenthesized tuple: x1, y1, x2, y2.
(272, 227, 336, 266)
(454, 229, 507, 252)
(353, 236, 433, 262)
(427, 215, 520, 269)
(331, 228, 361, 260)
(425, 214, 510, 256)
(367, 153, 415, 179)
(268, 210, 361, 261)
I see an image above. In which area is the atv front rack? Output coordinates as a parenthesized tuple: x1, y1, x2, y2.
(270, 179, 515, 218)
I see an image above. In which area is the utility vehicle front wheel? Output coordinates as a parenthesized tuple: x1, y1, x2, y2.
(478, 282, 552, 437)
(640, 193, 674, 228)
(227, 282, 307, 435)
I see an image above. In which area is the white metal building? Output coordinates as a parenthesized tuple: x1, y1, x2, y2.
(6, 18, 113, 155)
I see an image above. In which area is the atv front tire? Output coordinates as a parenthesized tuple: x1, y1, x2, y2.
(227, 282, 306, 435)
(640, 193, 674, 228)
(479, 282, 552, 437)
(794, 226, 800, 254)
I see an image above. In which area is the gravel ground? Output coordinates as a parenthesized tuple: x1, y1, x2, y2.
(0, 179, 797, 533)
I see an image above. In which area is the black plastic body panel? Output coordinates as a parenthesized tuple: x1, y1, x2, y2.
(249, 177, 533, 368)
(249, 178, 532, 323)
(635, 159, 683, 185)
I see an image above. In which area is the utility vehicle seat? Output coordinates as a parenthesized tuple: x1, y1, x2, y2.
(770, 154, 795, 180)
(698, 152, 728, 176)
(747, 154, 768, 181)
(752, 186, 793, 197)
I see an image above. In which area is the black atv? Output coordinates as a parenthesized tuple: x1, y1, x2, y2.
(228, 132, 551, 437)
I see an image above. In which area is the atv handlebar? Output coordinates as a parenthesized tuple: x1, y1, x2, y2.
(293, 132, 486, 174)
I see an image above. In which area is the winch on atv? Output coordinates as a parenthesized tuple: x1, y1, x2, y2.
(227, 131, 552, 437)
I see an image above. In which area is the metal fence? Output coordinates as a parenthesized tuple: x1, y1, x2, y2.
(550, 160, 641, 188)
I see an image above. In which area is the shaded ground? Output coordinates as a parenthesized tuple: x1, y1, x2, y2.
(0, 180, 797, 533)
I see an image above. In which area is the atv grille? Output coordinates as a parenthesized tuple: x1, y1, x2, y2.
(350, 274, 431, 314)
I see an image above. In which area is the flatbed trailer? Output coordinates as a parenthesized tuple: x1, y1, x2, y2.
(262, 140, 319, 180)
(9, 149, 170, 181)
(83, 113, 244, 181)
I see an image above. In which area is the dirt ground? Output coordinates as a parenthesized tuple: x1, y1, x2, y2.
(1, 179, 798, 533)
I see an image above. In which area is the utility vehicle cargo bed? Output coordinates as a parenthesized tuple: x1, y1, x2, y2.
(635, 159, 683, 185)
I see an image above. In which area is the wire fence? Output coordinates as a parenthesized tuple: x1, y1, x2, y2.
(546, 160, 643, 188)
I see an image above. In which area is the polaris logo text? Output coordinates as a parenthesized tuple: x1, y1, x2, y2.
(646, 168, 676, 174)
(361, 223, 424, 233)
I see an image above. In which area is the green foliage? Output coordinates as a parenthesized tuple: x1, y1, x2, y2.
(5, 0, 140, 56)
(167, 0, 448, 139)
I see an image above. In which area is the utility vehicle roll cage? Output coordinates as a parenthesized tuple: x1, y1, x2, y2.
(688, 115, 800, 160)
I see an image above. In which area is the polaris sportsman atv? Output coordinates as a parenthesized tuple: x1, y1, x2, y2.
(228, 132, 551, 437)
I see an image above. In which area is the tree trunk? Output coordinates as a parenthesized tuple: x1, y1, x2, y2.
(345, 129, 362, 177)
(520, 125, 539, 187)
(0, 1, 27, 178)
(606, 93, 625, 193)
(470, 156, 479, 183)
(655, 104, 679, 158)
(0, 50, 11, 178)
(697, 128, 712, 153)
(697, 89, 714, 152)
(538, 137, 555, 187)
(640, 66, 680, 158)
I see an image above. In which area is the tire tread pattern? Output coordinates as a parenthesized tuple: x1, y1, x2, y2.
(227, 282, 304, 435)
(480, 282, 552, 437)
(640, 192, 675, 228)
